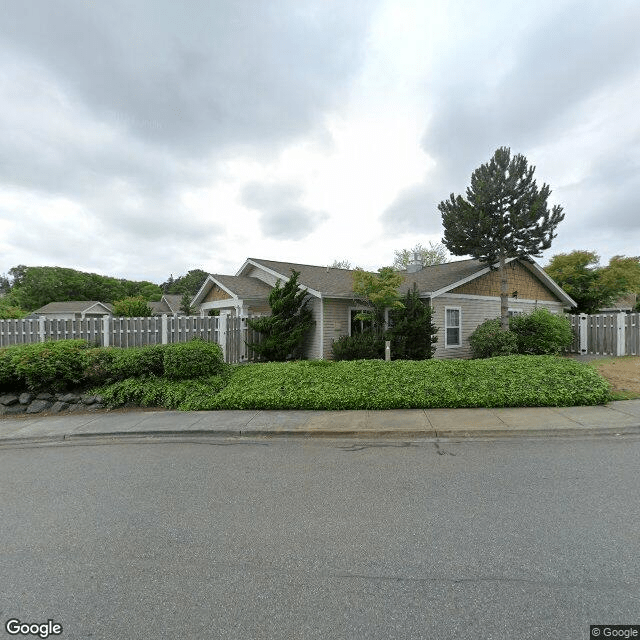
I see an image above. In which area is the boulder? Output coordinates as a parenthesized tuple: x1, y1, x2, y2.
(26, 400, 52, 414)
(0, 394, 19, 406)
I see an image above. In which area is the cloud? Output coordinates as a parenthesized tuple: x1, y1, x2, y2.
(381, 0, 640, 237)
(241, 181, 328, 240)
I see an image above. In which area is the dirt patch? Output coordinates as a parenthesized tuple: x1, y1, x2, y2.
(587, 357, 640, 398)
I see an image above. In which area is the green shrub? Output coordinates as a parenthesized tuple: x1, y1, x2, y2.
(108, 345, 167, 380)
(11, 339, 90, 392)
(95, 375, 228, 410)
(0, 347, 21, 390)
(83, 348, 119, 385)
(332, 333, 385, 361)
(162, 338, 225, 379)
(387, 283, 438, 360)
(469, 319, 519, 359)
(509, 308, 573, 355)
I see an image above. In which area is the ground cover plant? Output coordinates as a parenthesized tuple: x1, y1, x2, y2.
(94, 356, 611, 411)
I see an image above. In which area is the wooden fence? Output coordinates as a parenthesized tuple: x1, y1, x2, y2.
(567, 313, 640, 357)
(0, 315, 263, 364)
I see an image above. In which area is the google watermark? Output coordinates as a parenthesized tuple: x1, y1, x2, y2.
(591, 626, 640, 639)
(5, 619, 62, 638)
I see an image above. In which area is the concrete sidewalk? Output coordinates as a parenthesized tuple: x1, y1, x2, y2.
(1, 400, 640, 444)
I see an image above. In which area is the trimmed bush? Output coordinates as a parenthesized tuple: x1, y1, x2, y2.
(162, 338, 225, 379)
(0, 347, 21, 390)
(469, 319, 519, 359)
(95, 356, 611, 411)
(108, 345, 167, 380)
(332, 333, 385, 361)
(509, 308, 573, 355)
(11, 339, 90, 392)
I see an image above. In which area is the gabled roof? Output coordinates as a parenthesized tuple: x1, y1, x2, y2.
(32, 301, 113, 314)
(197, 255, 576, 308)
(162, 294, 184, 314)
(192, 274, 273, 305)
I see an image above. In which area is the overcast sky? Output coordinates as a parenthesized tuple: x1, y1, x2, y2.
(1, 0, 638, 284)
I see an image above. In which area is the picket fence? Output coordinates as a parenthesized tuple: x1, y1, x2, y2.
(567, 312, 640, 357)
(0, 315, 262, 364)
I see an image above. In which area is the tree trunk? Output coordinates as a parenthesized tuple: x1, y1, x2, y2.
(499, 252, 509, 331)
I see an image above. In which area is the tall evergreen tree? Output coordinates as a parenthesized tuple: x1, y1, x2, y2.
(387, 284, 438, 359)
(438, 147, 564, 330)
(247, 270, 314, 361)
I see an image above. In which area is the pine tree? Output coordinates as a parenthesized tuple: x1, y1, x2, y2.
(387, 284, 438, 359)
(247, 270, 314, 361)
(179, 292, 195, 315)
(439, 147, 564, 330)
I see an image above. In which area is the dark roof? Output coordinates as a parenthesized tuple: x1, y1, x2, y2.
(32, 301, 113, 314)
(162, 294, 184, 313)
(211, 275, 274, 298)
(247, 257, 490, 297)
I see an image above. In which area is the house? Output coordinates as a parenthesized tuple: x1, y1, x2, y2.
(598, 293, 637, 313)
(192, 256, 577, 360)
(149, 294, 186, 316)
(30, 301, 114, 320)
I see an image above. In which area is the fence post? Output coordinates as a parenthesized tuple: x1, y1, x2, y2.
(579, 314, 588, 354)
(38, 317, 45, 343)
(218, 314, 227, 362)
(102, 315, 110, 347)
(385, 340, 391, 361)
(161, 314, 168, 345)
(616, 312, 626, 357)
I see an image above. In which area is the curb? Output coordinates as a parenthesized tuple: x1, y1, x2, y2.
(1, 424, 639, 447)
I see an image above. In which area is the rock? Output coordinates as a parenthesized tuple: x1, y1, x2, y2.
(0, 404, 26, 416)
(36, 392, 55, 401)
(50, 401, 70, 413)
(0, 394, 19, 406)
(19, 393, 34, 405)
(59, 393, 79, 403)
(86, 403, 106, 411)
(26, 400, 52, 414)
(81, 395, 98, 405)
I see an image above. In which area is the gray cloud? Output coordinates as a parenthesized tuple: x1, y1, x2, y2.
(0, 1, 375, 156)
(241, 181, 328, 240)
(382, 1, 640, 236)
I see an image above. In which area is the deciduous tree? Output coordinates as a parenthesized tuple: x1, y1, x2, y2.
(352, 267, 403, 335)
(393, 242, 448, 270)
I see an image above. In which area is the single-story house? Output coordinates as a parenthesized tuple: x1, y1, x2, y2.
(192, 256, 577, 360)
(30, 301, 114, 320)
(149, 294, 186, 316)
(598, 293, 637, 313)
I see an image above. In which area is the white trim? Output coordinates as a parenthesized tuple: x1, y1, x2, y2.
(434, 292, 564, 305)
(347, 306, 371, 336)
(319, 294, 324, 359)
(430, 257, 518, 298)
(444, 306, 462, 348)
(523, 260, 577, 308)
(238, 259, 322, 298)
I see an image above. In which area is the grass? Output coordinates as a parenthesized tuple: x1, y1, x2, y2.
(94, 355, 612, 411)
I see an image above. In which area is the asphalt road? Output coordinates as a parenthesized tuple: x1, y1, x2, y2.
(1, 435, 639, 640)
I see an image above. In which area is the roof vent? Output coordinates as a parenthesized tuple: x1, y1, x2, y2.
(406, 252, 423, 273)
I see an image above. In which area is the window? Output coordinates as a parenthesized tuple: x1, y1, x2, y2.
(350, 309, 373, 335)
(445, 307, 461, 347)
(508, 309, 523, 318)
